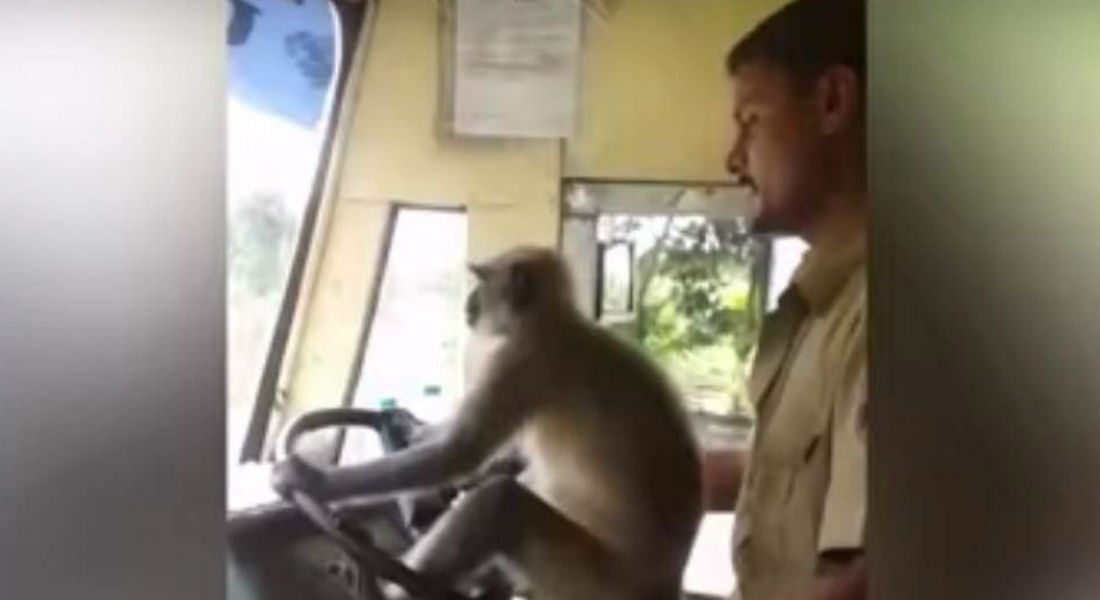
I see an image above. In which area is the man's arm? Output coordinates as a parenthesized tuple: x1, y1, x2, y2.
(701, 446, 748, 511)
(810, 303, 868, 600)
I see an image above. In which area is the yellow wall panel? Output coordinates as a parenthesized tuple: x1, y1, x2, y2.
(283, 199, 390, 417)
(337, 0, 562, 208)
(566, 0, 787, 181)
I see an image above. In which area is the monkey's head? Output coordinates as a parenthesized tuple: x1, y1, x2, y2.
(465, 246, 576, 335)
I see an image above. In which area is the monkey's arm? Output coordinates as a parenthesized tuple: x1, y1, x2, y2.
(278, 348, 539, 502)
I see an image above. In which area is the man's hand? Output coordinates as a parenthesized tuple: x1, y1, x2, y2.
(768, 560, 866, 600)
(270, 455, 330, 501)
(809, 558, 866, 600)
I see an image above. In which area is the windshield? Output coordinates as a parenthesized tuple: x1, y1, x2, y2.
(226, 0, 339, 512)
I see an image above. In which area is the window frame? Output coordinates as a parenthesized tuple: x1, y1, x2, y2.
(333, 203, 469, 465)
(559, 178, 777, 426)
(559, 178, 776, 321)
(595, 239, 637, 320)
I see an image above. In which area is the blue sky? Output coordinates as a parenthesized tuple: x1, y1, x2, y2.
(228, 0, 334, 129)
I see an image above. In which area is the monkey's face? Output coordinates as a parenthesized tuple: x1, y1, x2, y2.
(466, 258, 536, 335)
(465, 286, 483, 328)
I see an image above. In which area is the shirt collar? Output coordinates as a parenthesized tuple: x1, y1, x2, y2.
(790, 227, 866, 313)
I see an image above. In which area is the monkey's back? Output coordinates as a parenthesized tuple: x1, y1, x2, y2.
(520, 318, 703, 582)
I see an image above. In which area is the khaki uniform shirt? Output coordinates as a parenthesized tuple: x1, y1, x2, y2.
(732, 232, 867, 600)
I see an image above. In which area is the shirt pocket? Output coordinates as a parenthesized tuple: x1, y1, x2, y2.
(752, 406, 832, 561)
(734, 459, 797, 548)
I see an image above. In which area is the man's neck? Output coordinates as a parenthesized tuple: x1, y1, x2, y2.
(803, 201, 866, 250)
(790, 200, 867, 311)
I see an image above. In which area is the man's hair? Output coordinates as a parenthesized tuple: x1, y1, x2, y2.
(726, 0, 865, 89)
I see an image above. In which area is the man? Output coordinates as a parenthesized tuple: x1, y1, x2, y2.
(704, 1, 867, 599)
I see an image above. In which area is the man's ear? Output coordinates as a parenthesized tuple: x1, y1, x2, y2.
(815, 65, 860, 136)
(508, 263, 535, 311)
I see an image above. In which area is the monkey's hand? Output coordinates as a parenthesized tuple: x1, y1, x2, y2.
(271, 455, 331, 501)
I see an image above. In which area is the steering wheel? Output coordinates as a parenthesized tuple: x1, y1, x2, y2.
(277, 408, 469, 600)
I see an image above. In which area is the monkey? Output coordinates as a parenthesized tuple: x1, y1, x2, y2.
(273, 245, 703, 600)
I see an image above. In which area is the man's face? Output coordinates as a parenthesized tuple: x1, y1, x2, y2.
(726, 62, 829, 236)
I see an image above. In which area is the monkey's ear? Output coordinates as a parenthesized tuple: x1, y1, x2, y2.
(508, 263, 535, 311)
(468, 262, 490, 281)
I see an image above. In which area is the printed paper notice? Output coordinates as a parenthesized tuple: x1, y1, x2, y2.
(453, 0, 582, 138)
